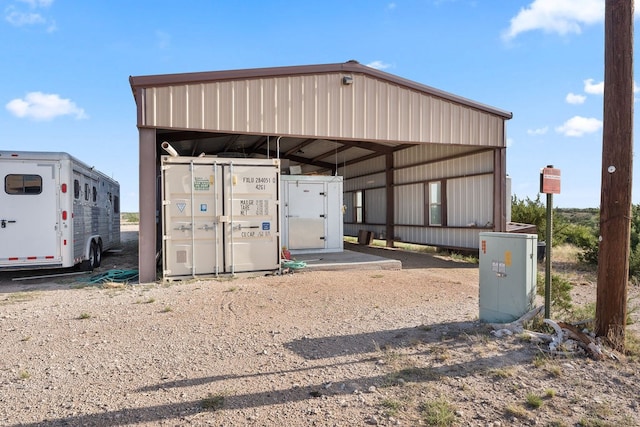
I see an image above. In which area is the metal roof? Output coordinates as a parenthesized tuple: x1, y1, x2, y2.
(130, 60, 512, 119)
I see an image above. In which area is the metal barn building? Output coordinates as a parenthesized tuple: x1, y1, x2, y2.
(130, 61, 512, 283)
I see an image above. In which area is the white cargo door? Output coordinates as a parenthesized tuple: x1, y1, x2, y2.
(162, 161, 222, 277)
(286, 181, 325, 250)
(0, 161, 61, 267)
(224, 164, 280, 273)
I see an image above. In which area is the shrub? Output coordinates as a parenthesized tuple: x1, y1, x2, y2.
(511, 195, 546, 241)
(420, 397, 456, 426)
(537, 273, 573, 316)
(575, 204, 640, 283)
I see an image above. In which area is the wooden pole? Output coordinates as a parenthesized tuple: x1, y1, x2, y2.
(596, 0, 634, 351)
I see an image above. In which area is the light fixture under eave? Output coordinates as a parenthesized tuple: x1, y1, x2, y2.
(342, 75, 353, 85)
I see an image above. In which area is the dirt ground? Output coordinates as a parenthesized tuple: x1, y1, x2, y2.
(0, 226, 639, 426)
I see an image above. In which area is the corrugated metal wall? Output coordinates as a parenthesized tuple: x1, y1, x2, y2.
(343, 146, 495, 249)
(142, 74, 504, 147)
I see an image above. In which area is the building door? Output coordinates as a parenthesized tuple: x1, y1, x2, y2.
(285, 181, 326, 250)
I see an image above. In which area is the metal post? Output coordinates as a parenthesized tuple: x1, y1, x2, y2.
(544, 192, 553, 319)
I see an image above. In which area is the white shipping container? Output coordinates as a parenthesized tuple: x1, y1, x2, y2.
(161, 155, 281, 278)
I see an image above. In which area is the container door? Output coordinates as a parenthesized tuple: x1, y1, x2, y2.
(285, 181, 325, 250)
(223, 164, 280, 273)
(0, 160, 61, 267)
(162, 162, 222, 277)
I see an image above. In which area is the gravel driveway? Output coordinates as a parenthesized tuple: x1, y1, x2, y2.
(1, 229, 638, 426)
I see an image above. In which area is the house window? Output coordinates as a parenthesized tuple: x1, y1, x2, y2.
(429, 181, 442, 226)
(354, 190, 364, 223)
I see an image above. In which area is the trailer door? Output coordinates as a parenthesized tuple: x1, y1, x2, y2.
(0, 161, 61, 267)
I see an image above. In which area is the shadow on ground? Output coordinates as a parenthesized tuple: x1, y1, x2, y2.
(345, 242, 478, 270)
(8, 322, 536, 427)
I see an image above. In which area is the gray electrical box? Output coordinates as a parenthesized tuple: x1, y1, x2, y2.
(479, 232, 538, 323)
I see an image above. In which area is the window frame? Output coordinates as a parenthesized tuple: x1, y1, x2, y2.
(354, 190, 364, 223)
(4, 174, 43, 195)
(427, 180, 446, 226)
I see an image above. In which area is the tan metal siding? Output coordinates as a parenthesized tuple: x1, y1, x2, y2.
(344, 172, 386, 192)
(202, 83, 218, 130)
(341, 78, 354, 137)
(290, 78, 304, 135)
(365, 187, 386, 224)
(447, 175, 493, 227)
(187, 85, 202, 129)
(219, 83, 234, 131)
(339, 155, 386, 179)
(302, 75, 316, 135)
(141, 73, 505, 147)
(392, 225, 481, 249)
(247, 79, 263, 133)
(395, 147, 493, 184)
(395, 183, 424, 225)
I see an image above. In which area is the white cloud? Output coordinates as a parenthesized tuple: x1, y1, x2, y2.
(502, 0, 604, 41)
(527, 126, 549, 135)
(6, 92, 87, 121)
(566, 92, 586, 104)
(584, 78, 604, 95)
(5, 0, 55, 30)
(366, 60, 391, 70)
(17, 0, 54, 7)
(555, 116, 602, 137)
(5, 7, 45, 25)
(506, 137, 514, 147)
(156, 30, 171, 49)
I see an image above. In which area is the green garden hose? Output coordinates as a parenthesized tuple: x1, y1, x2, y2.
(282, 260, 307, 270)
(82, 269, 139, 284)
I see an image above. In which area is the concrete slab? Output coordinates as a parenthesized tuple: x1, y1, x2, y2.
(287, 249, 402, 271)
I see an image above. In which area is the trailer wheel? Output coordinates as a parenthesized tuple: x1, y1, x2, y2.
(92, 241, 102, 269)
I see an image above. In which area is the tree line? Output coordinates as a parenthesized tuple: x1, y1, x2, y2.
(511, 195, 640, 283)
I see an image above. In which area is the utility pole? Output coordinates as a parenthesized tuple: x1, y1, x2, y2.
(596, 0, 634, 352)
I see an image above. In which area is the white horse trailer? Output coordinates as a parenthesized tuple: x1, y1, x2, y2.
(0, 151, 120, 270)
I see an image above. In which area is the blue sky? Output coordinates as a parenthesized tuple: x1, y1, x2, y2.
(1, 0, 637, 212)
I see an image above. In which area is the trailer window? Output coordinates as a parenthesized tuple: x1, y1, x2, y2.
(74, 180, 80, 199)
(114, 195, 120, 213)
(92, 186, 97, 203)
(84, 183, 89, 201)
(5, 174, 42, 195)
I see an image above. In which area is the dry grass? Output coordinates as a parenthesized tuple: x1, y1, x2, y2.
(0, 291, 41, 306)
